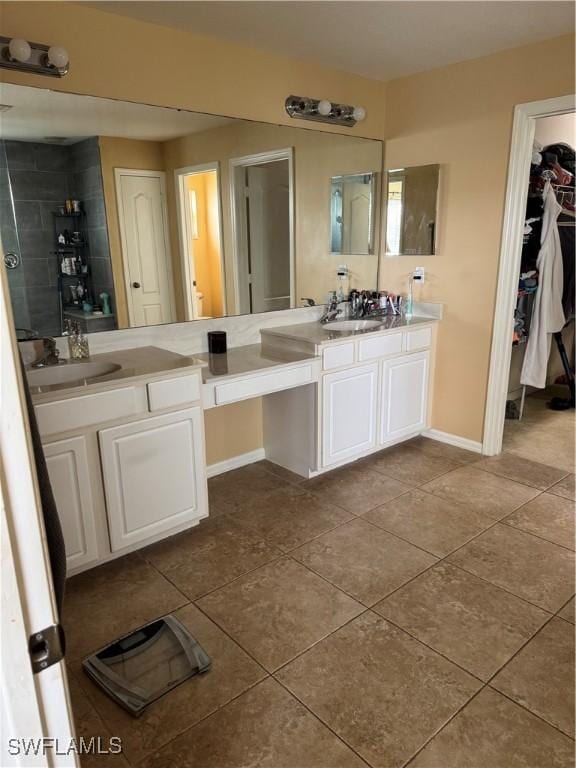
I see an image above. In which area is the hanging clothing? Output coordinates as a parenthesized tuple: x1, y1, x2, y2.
(521, 181, 566, 388)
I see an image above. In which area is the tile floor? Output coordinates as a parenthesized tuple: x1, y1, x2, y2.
(64, 433, 575, 767)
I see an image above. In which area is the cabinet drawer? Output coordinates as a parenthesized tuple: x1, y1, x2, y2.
(35, 386, 144, 437)
(404, 327, 432, 352)
(214, 364, 314, 405)
(358, 332, 403, 361)
(322, 343, 355, 370)
(147, 373, 201, 412)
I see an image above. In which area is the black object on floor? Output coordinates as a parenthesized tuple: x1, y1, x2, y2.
(82, 616, 211, 716)
(548, 329, 575, 411)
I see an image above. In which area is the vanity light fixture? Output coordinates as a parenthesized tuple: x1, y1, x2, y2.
(285, 95, 366, 127)
(0, 36, 69, 77)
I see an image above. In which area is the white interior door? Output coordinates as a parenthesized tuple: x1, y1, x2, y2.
(342, 178, 372, 254)
(246, 161, 291, 313)
(116, 169, 175, 327)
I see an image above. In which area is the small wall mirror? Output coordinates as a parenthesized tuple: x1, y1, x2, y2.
(330, 172, 376, 256)
(385, 164, 439, 256)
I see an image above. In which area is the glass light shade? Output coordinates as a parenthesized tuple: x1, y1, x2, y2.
(317, 99, 332, 116)
(352, 106, 366, 122)
(8, 38, 31, 63)
(47, 46, 69, 69)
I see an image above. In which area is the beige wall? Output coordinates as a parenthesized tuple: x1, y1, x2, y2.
(98, 136, 166, 328)
(163, 121, 382, 315)
(381, 34, 575, 443)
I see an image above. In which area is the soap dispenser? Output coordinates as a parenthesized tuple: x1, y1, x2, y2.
(68, 321, 90, 360)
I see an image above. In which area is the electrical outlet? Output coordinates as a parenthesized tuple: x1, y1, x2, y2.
(413, 267, 425, 284)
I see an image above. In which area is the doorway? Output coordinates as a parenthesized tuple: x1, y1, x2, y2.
(115, 169, 175, 327)
(230, 149, 294, 315)
(175, 163, 225, 320)
(484, 95, 575, 471)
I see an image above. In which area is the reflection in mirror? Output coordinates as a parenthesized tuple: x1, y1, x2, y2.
(0, 84, 382, 337)
(385, 164, 439, 256)
(330, 172, 376, 256)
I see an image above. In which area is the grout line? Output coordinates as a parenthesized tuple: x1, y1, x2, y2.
(498, 518, 576, 553)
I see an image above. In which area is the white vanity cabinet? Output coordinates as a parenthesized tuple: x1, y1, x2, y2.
(43, 436, 99, 571)
(322, 363, 379, 466)
(99, 407, 207, 552)
(380, 350, 430, 443)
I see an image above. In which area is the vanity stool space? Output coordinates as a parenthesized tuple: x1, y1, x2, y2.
(31, 348, 208, 575)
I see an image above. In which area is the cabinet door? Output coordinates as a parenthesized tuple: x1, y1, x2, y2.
(322, 363, 378, 467)
(380, 351, 429, 443)
(99, 407, 208, 552)
(43, 436, 99, 570)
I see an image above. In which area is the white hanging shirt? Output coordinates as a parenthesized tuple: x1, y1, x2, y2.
(521, 181, 565, 389)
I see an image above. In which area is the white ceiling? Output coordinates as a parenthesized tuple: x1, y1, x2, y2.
(86, 1, 574, 81)
(0, 83, 234, 143)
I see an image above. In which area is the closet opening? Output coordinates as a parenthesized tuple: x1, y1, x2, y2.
(484, 96, 575, 474)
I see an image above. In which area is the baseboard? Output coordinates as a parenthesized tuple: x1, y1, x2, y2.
(423, 428, 483, 454)
(206, 448, 266, 478)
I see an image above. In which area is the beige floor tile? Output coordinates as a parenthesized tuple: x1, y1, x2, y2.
(447, 524, 575, 612)
(550, 473, 576, 502)
(75, 604, 266, 765)
(257, 459, 308, 485)
(139, 678, 366, 768)
(422, 466, 541, 521)
(409, 687, 574, 768)
(232, 484, 353, 552)
(141, 517, 282, 600)
(410, 436, 481, 464)
(491, 617, 575, 737)
(304, 463, 410, 515)
(277, 612, 480, 768)
(63, 554, 188, 660)
(208, 463, 293, 515)
(291, 518, 437, 605)
(197, 557, 363, 671)
(558, 596, 575, 624)
(365, 441, 461, 485)
(375, 563, 549, 680)
(503, 493, 575, 551)
(68, 674, 130, 767)
(474, 452, 568, 490)
(363, 489, 493, 558)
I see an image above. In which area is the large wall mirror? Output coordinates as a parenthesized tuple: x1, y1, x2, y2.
(0, 84, 383, 338)
(385, 164, 439, 256)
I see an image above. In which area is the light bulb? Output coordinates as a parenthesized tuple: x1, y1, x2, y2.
(317, 99, 332, 116)
(8, 38, 31, 63)
(47, 45, 69, 69)
(352, 106, 366, 122)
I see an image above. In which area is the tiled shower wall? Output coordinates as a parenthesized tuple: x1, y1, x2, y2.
(0, 138, 115, 337)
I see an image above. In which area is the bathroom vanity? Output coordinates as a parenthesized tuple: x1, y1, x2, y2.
(28, 314, 437, 576)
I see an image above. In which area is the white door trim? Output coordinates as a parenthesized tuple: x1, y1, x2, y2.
(174, 162, 226, 320)
(483, 94, 576, 455)
(114, 168, 176, 327)
(1, 262, 77, 766)
(229, 148, 295, 315)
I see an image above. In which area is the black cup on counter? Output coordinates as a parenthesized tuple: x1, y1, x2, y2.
(207, 331, 227, 354)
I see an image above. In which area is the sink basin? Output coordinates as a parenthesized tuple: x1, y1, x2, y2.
(326, 319, 383, 332)
(27, 361, 121, 387)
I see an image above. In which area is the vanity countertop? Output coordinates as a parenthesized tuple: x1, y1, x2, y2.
(28, 346, 207, 399)
(260, 314, 437, 346)
(196, 343, 318, 381)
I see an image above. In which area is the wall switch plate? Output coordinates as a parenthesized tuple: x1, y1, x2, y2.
(413, 267, 425, 283)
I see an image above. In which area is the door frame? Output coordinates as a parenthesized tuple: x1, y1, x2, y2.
(174, 162, 226, 320)
(229, 148, 295, 315)
(483, 93, 575, 455)
(1, 261, 78, 766)
(114, 168, 176, 327)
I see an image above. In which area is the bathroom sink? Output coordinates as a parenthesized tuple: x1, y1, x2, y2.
(326, 319, 383, 332)
(27, 361, 121, 387)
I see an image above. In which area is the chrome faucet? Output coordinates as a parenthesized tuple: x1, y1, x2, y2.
(320, 294, 342, 324)
(32, 337, 62, 368)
